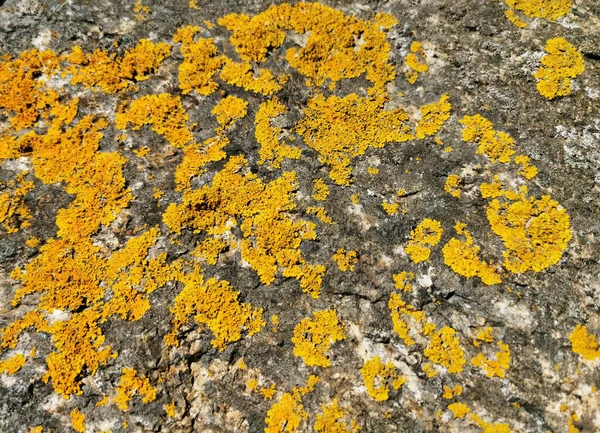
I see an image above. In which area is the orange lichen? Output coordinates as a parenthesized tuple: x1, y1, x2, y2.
(468, 413, 511, 433)
(312, 179, 330, 201)
(70, 409, 86, 433)
(367, 167, 380, 175)
(405, 41, 428, 84)
(382, 202, 399, 215)
(314, 399, 360, 433)
(504, 9, 529, 27)
(307, 206, 334, 225)
(292, 309, 345, 367)
(114, 368, 158, 411)
(442, 222, 501, 285)
(393, 271, 414, 292)
(423, 327, 466, 374)
(332, 248, 358, 272)
(416, 94, 451, 139)
(569, 325, 600, 361)
(505, 0, 572, 23)
(388, 294, 426, 346)
(448, 402, 471, 419)
(460, 115, 516, 163)
(444, 174, 462, 199)
(212, 95, 248, 128)
(255, 98, 301, 167)
(474, 327, 495, 346)
(261, 384, 277, 400)
(442, 385, 463, 399)
(361, 356, 405, 401)
(0, 353, 26, 374)
(165, 266, 264, 350)
(513, 155, 538, 179)
(134, 0, 150, 21)
(404, 218, 443, 263)
(165, 401, 176, 417)
(220, 60, 283, 95)
(264, 391, 306, 433)
(0, 173, 34, 233)
(534, 37, 584, 100)
(173, 26, 225, 95)
(471, 341, 511, 378)
(191, 237, 227, 265)
(296, 94, 413, 185)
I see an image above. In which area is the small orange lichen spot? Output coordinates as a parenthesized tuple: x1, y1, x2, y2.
(175, 28, 224, 95)
(237, 358, 247, 370)
(27, 427, 43, 433)
(255, 97, 301, 167)
(382, 202, 399, 215)
(534, 37, 584, 100)
(459, 115, 516, 163)
(152, 187, 164, 200)
(361, 357, 405, 401)
(165, 267, 265, 350)
(448, 402, 471, 419)
(96, 395, 109, 407)
(247, 378, 259, 392)
(333, 248, 358, 272)
(405, 41, 429, 84)
(442, 385, 463, 399)
(25, 237, 40, 248)
(70, 409, 86, 433)
(0, 173, 34, 234)
(312, 179, 330, 201)
(513, 155, 538, 179)
(189, 0, 200, 10)
(416, 94, 451, 139)
(134, 0, 150, 21)
(568, 414, 580, 433)
(264, 391, 306, 433)
(0, 353, 26, 374)
(504, 9, 529, 27)
(444, 175, 462, 198)
(388, 294, 426, 346)
(468, 413, 511, 433)
(475, 327, 495, 346)
(114, 368, 157, 411)
(292, 309, 345, 367)
(570, 325, 600, 361)
(212, 95, 248, 129)
(133, 146, 150, 157)
(192, 237, 227, 265)
(351, 193, 360, 205)
(314, 398, 360, 433)
(261, 384, 277, 399)
(297, 94, 413, 185)
(271, 315, 279, 333)
(307, 206, 334, 225)
(393, 271, 414, 292)
(472, 341, 511, 378)
(165, 401, 176, 417)
(367, 167, 380, 175)
(221, 60, 283, 95)
(405, 218, 443, 263)
(424, 326, 466, 374)
(442, 222, 501, 285)
(422, 362, 438, 378)
(505, 0, 572, 23)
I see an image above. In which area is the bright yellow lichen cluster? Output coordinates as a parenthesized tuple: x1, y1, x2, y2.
(460, 115, 516, 163)
(382, 201, 399, 215)
(0, 172, 34, 233)
(314, 399, 360, 433)
(448, 402, 471, 418)
(360, 356, 405, 401)
(513, 155, 538, 179)
(393, 271, 414, 292)
(470, 328, 511, 378)
(332, 248, 358, 272)
(255, 97, 301, 167)
(0, 353, 26, 374)
(296, 94, 413, 185)
(70, 409, 86, 433)
(114, 368, 158, 411)
(569, 325, 600, 361)
(264, 376, 320, 433)
(212, 95, 248, 128)
(423, 326, 466, 374)
(534, 37, 584, 100)
(444, 174, 462, 198)
(416, 94, 451, 139)
(312, 179, 330, 201)
(404, 218, 443, 263)
(292, 310, 345, 367)
(388, 294, 426, 346)
(442, 385, 463, 399)
(405, 41, 428, 84)
(442, 222, 501, 285)
(220, 60, 284, 95)
(505, 0, 572, 24)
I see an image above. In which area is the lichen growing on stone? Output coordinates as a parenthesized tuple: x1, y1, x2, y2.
(264, 391, 306, 433)
(569, 325, 600, 361)
(332, 248, 358, 272)
(460, 115, 516, 163)
(389, 294, 426, 346)
(415, 94, 451, 139)
(314, 399, 360, 433)
(255, 97, 301, 167)
(292, 309, 345, 367)
(471, 341, 511, 378)
(114, 368, 158, 411)
(70, 409, 86, 433)
(404, 218, 443, 263)
(505, 0, 572, 23)
(360, 356, 405, 401)
(0, 172, 34, 233)
(534, 37, 584, 100)
(444, 174, 462, 198)
(423, 326, 466, 374)
(312, 179, 330, 201)
(405, 41, 429, 84)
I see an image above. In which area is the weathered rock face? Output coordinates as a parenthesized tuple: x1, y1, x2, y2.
(1, 0, 599, 432)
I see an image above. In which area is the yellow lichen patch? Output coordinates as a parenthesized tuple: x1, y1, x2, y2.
(116, 93, 194, 148)
(404, 218, 443, 264)
(388, 294, 426, 346)
(513, 155, 538, 179)
(164, 267, 264, 350)
(333, 248, 358, 272)
(0, 353, 26, 374)
(382, 202, 399, 215)
(422, 362, 438, 378)
(534, 37, 584, 100)
(165, 401, 176, 417)
(212, 95, 248, 128)
(471, 342, 511, 378)
(96, 396, 109, 407)
(569, 325, 600, 361)
(173, 26, 225, 95)
(568, 414, 580, 433)
(423, 326, 466, 374)
(255, 98, 301, 167)
(459, 115, 516, 163)
(114, 368, 158, 411)
(444, 174, 462, 199)
(416, 94, 451, 139)
(442, 222, 501, 285)
(393, 271, 414, 292)
(173, 136, 229, 191)
(314, 399, 360, 433)
(442, 385, 463, 399)
(25, 236, 40, 248)
(367, 167, 380, 175)
(292, 310, 345, 367)
(220, 60, 283, 95)
(505, 0, 572, 23)
(312, 179, 330, 201)
(27, 427, 43, 433)
(448, 402, 471, 419)
(70, 409, 86, 433)
(296, 94, 413, 185)
(307, 206, 334, 225)
(191, 237, 227, 265)
(0, 49, 61, 132)
(361, 356, 405, 401)
(0, 173, 34, 233)
(486, 191, 571, 274)
(134, 0, 150, 21)
(474, 327, 495, 346)
(261, 384, 277, 399)
(405, 41, 429, 84)
(504, 9, 529, 27)
(264, 391, 306, 433)
(468, 413, 511, 433)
